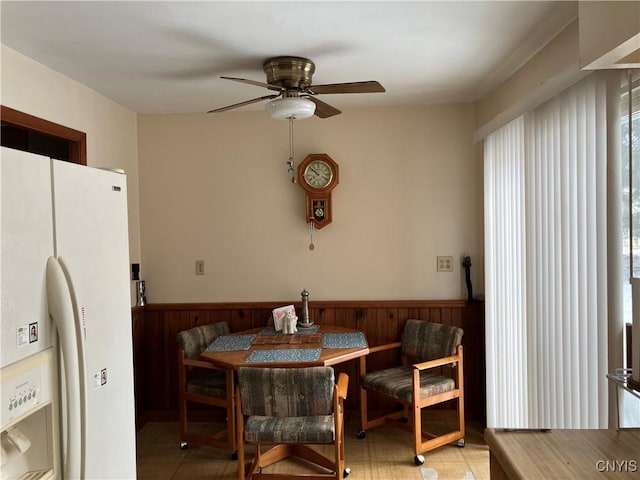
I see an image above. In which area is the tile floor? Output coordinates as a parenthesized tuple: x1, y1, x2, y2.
(136, 416, 490, 480)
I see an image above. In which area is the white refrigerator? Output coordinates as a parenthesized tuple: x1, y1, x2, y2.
(0, 147, 137, 479)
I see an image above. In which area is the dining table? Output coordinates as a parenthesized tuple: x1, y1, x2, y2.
(200, 324, 369, 370)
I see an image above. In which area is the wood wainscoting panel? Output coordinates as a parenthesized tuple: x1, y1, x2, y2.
(131, 306, 145, 430)
(133, 300, 485, 427)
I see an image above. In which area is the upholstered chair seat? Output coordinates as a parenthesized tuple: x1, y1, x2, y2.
(243, 415, 336, 444)
(185, 372, 228, 398)
(362, 365, 456, 403)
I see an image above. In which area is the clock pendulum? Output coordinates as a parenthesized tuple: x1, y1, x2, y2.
(308, 222, 315, 251)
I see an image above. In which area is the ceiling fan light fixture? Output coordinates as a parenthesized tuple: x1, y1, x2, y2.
(265, 97, 315, 120)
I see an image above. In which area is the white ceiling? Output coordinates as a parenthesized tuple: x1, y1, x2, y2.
(1, 1, 578, 115)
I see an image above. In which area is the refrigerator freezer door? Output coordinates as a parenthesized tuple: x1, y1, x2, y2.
(1, 148, 54, 368)
(52, 160, 136, 479)
(0, 348, 59, 479)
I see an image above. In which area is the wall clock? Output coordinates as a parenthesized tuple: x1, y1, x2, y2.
(297, 153, 339, 230)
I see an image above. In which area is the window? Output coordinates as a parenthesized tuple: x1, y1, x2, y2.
(621, 72, 640, 321)
(619, 70, 640, 427)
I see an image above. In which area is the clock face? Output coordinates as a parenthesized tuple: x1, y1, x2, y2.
(303, 161, 333, 189)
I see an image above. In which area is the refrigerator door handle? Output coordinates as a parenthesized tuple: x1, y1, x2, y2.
(46, 256, 85, 479)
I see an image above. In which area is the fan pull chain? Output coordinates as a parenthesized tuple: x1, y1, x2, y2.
(308, 221, 315, 251)
(287, 116, 296, 183)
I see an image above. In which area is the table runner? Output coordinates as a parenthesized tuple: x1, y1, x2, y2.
(260, 324, 320, 335)
(253, 333, 322, 346)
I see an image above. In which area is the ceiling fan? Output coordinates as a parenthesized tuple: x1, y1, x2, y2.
(207, 56, 385, 119)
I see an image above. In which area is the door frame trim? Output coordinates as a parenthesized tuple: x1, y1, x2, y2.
(1, 105, 87, 165)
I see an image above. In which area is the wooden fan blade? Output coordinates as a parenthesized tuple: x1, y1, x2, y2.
(207, 94, 279, 113)
(308, 81, 385, 95)
(305, 96, 342, 119)
(221, 76, 282, 92)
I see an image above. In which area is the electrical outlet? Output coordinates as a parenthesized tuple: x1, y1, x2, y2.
(437, 256, 453, 272)
(195, 259, 205, 275)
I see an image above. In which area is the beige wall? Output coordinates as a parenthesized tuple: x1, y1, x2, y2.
(1, 43, 484, 306)
(474, 19, 589, 140)
(2, 12, 594, 306)
(138, 105, 483, 302)
(579, 1, 640, 69)
(1, 45, 142, 305)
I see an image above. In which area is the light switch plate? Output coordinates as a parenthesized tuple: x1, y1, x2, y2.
(195, 260, 205, 275)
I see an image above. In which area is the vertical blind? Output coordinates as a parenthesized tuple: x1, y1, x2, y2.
(485, 117, 528, 428)
(485, 74, 609, 429)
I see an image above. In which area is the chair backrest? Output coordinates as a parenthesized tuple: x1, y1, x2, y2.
(176, 322, 230, 359)
(401, 320, 463, 362)
(238, 367, 334, 417)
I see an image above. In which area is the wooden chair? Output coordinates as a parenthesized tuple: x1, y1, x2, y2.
(358, 320, 464, 465)
(176, 322, 236, 456)
(236, 366, 349, 480)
